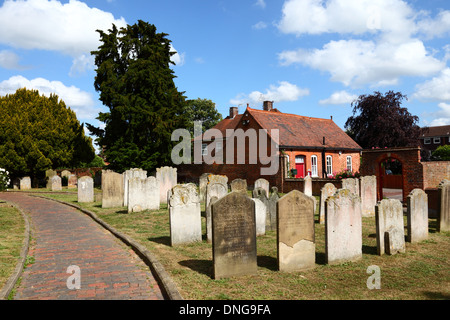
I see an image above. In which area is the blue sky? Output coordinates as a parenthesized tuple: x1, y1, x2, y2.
(1, 0, 450, 144)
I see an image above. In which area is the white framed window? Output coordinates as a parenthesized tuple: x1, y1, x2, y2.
(311, 155, 318, 177)
(326, 155, 333, 176)
(424, 138, 431, 145)
(201, 143, 208, 156)
(347, 156, 352, 172)
(295, 155, 305, 163)
(434, 137, 441, 144)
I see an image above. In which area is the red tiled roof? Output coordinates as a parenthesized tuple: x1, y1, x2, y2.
(420, 125, 450, 138)
(208, 107, 362, 150)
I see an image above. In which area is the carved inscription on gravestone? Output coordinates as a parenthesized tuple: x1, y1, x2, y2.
(212, 192, 257, 279)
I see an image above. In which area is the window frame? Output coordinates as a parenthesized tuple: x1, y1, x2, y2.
(326, 155, 333, 176)
(311, 155, 318, 177)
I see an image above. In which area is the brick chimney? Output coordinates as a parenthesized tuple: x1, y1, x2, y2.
(229, 107, 239, 118)
(263, 101, 273, 111)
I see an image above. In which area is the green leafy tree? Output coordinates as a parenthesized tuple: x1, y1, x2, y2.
(185, 98, 223, 136)
(345, 91, 421, 149)
(87, 20, 188, 172)
(432, 145, 450, 161)
(0, 88, 95, 180)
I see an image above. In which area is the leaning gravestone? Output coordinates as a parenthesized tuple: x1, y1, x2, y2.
(438, 180, 450, 232)
(267, 187, 280, 231)
(277, 190, 315, 272)
(169, 184, 202, 246)
(253, 198, 266, 236)
(20, 177, 31, 190)
(78, 176, 94, 203)
(375, 199, 405, 255)
(123, 168, 148, 207)
(406, 189, 428, 243)
(319, 183, 337, 224)
(230, 179, 247, 195)
(303, 176, 312, 197)
(254, 178, 270, 197)
(206, 182, 228, 243)
(199, 173, 211, 202)
(342, 178, 359, 197)
(128, 176, 159, 213)
(156, 167, 177, 205)
(102, 170, 124, 208)
(50, 175, 62, 191)
(361, 176, 377, 217)
(325, 189, 362, 264)
(211, 192, 257, 279)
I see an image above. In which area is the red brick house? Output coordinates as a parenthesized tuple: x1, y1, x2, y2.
(419, 125, 450, 159)
(178, 101, 362, 188)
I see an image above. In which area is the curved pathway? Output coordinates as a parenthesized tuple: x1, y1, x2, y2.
(0, 192, 164, 300)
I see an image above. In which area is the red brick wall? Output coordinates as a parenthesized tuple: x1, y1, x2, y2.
(422, 161, 450, 189)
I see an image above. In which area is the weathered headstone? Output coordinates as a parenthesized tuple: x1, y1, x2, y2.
(50, 175, 62, 191)
(61, 170, 71, 179)
(208, 174, 228, 186)
(319, 183, 337, 224)
(123, 168, 147, 207)
(199, 173, 211, 202)
(325, 189, 362, 264)
(101, 170, 124, 208)
(342, 178, 359, 197)
(169, 184, 202, 246)
(438, 180, 450, 232)
(277, 190, 315, 272)
(303, 176, 312, 197)
(253, 198, 266, 236)
(78, 176, 94, 203)
(230, 179, 247, 195)
(361, 176, 377, 217)
(206, 182, 228, 243)
(156, 167, 177, 204)
(45, 169, 57, 189)
(12, 178, 20, 190)
(406, 189, 428, 243)
(19, 177, 31, 190)
(68, 174, 78, 189)
(254, 178, 270, 197)
(128, 176, 159, 213)
(211, 192, 257, 279)
(267, 187, 280, 231)
(375, 199, 405, 255)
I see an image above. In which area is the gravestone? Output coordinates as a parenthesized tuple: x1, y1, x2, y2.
(156, 167, 177, 204)
(169, 184, 202, 246)
(206, 182, 228, 243)
(123, 168, 148, 207)
(253, 198, 266, 236)
(12, 178, 20, 190)
(375, 199, 405, 255)
(68, 174, 78, 189)
(438, 180, 450, 232)
(303, 176, 312, 197)
(211, 192, 257, 279)
(50, 175, 62, 191)
(361, 176, 377, 217)
(61, 170, 71, 179)
(128, 176, 159, 213)
(208, 174, 228, 186)
(45, 169, 57, 188)
(277, 190, 315, 272)
(342, 178, 359, 196)
(406, 189, 428, 243)
(102, 170, 124, 208)
(267, 187, 280, 231)
(78, 176, 94, 203)
(253, 187, 269, 229)
(19, 177, 31, 190)
(319, 183, 337, 224)
(325, 189, 362, 264)
(199, 173, 211, 202)
(254, 178, 270, 197)
(230, 179, 247, 195)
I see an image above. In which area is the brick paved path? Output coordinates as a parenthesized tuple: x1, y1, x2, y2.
(0, 193, 164, 300)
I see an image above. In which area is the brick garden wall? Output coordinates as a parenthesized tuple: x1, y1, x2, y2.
(422, 161, 450, 189)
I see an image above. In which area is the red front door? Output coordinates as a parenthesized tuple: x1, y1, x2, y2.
(295, 156, 305, 178)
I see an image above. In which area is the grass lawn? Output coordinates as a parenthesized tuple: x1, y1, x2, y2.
(0, 201, 25, 291)
(39, 191, 449, 300)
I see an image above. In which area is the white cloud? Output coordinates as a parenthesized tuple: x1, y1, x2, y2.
(424, 103, 450, 127)
(0, 75, 98, 120)
(417, 10, 450, 39)
(69, 54, 96, 77)
(319, 90, 358, 105)
(230, 81, 309, 105)
(170, 45, 186, 67)
(252, 21, 268, 30)
(254, 0, 266, 9)
(413, 68, 450, 101)
(278, 38, 444, 87)
(0, 50, 26, 70)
